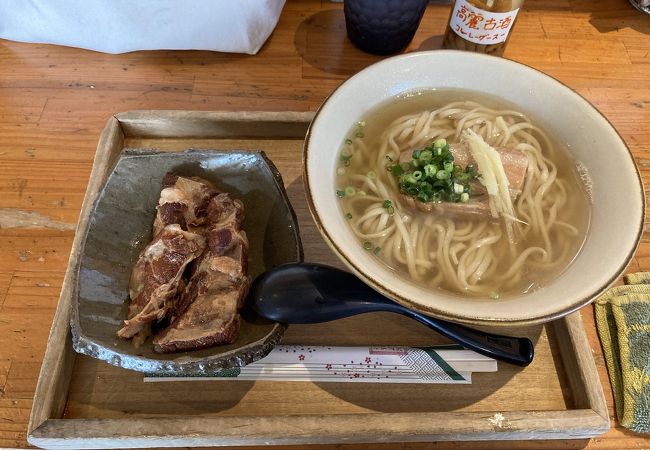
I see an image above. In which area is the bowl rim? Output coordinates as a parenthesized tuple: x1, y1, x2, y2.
(303, 50, 645, 327)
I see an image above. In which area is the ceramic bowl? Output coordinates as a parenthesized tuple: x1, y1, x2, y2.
(304, 50, 644, 327)
(71, 149, 302, 374)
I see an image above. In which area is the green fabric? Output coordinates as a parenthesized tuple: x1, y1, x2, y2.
(595, 273, 650, 434)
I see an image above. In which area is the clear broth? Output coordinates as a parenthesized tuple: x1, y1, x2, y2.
(336, 88, 591, 299)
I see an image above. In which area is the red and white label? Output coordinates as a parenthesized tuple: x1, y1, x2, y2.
(450, 0, 519, 45)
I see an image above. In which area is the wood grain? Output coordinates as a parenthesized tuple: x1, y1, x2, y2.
(24, 114, 608, 447)
(0, 0, 648, 448)
(27, 117, 124, 440)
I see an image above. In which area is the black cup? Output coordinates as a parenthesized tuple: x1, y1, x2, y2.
(344, 0, 429, 55)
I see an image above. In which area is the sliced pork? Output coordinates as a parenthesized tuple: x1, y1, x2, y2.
(449, 143, 528, 197)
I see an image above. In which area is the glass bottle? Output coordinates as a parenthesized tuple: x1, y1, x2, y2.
(442, 0, 525, 56)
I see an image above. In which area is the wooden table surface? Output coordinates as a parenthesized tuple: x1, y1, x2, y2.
(0, 0, 648, 448)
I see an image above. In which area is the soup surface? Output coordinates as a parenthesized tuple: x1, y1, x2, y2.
(335, 89, 591, 299)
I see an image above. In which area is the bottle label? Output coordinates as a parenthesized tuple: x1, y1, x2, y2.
(449, 0, 519, 45)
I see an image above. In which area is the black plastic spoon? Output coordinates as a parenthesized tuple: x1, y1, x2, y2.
(250, 262, 534, 366)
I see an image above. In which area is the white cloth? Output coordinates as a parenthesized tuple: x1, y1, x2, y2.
(0, 0, 286, 54)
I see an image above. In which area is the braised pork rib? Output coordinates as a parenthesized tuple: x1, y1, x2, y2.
(117, 174, 250, 353)
(153, 194, 249, 353)
(153, 173, 219, 235)
(117, 224, 206, 340)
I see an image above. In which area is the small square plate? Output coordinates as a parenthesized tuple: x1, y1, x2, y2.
(70, 149, 302, 375)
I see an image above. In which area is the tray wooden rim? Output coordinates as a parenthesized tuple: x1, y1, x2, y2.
(27, 110, 610, 449)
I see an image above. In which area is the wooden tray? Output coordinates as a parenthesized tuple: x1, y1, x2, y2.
(27, 111, 610, 449)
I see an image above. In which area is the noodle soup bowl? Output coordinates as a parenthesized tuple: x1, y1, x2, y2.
(304, 50, 644, 327)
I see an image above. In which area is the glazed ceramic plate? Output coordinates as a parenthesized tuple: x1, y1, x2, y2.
(305, 50, 644, 327)
(71, 149, 302, 374)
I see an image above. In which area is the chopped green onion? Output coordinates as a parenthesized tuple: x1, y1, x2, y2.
(337, 167, 346, 176)
(390, 164, 404, 176)
(367, 171, 377, 180)
(490, 291, 500, 300)
(345, 138, 352, 145)
(345, 186, 356, 196)
(455, 172, 469, 182)
(400, 174, 415, 184)
(357, 190, 367, 196)
(363, 241, 373, 250)
(460, 192, 469, 203)
(406, 185, 419, 196)
(346, 212, 353, 220)
(433, 138, 447, 149)
(340, 151, 352, 167)
(385, 154, 394, 162)
(382, 200, 395, 215)
(336, 189, 345, 198)
(354, 121, 366, 138)
(373, 246, 382, 255)
(424, 164, 437, 178)
(389, 138, 478, 205)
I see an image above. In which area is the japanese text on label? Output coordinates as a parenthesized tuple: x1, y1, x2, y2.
(449, 0, 519, 45)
